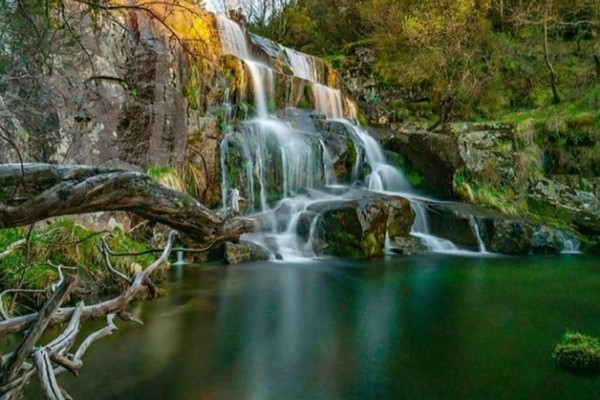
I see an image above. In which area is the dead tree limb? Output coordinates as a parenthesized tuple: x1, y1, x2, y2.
(0, 230, 177, 336)
(0, 240, 25, 261)
(0, 163, 254, 246)
(0, 231, 178, 397)
(0, 276, 77, 387)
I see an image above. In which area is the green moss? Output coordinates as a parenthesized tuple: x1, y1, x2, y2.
(386, 151, 423, 187)
(323, 230, 362, 258)
(357, 113, 368, 126)
(554, 331, 600, 374)
(454, 174, 465, 188)
(346, 138, 357, 167)
(359, 232, 381, 257)
(297, 97, 311, 109)
(0, 219, 158, 309)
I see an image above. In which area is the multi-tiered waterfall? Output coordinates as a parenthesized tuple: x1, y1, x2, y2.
(215, 16, 579, 259)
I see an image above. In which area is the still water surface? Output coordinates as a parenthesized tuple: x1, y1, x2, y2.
(28, 255, 600, 399)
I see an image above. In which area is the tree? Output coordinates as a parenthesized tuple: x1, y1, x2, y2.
(359, 0, 493, 129)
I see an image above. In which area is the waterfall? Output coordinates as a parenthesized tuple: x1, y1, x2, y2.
(230, 188, 241, 211)
(285, 48, 320, 82)
(217, 16, 252, 59)
(285, 47, 343, 118)
(409, 202, 459, 253)
(471, 216, 488, 253)
(217, 16, 273, 118)
(559, 232, 581, 254)
(216, 16, 487, 259)
(337, 120, 411, 193)
(313, 84, 343, 119)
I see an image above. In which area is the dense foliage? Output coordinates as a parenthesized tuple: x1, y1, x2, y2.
(237, 0, 600, 127)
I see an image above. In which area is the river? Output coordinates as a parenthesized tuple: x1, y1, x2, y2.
(17, 254, 598, 399)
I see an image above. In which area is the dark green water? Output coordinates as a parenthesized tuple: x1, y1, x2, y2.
(20, 255, 600, 399)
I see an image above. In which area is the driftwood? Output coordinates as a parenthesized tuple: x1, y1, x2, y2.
(0, 230, 179, 398)
(0, 230, 178, 335)
(0, 276, 78, 389)
(0, 163, 254, 246)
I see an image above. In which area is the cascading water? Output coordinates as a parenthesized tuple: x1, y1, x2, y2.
(336, 120, 412, 193)
(216, 16, 489, 259)
(285, 47, 344, 119)
(471, 216, 488, 253)
(409, 202, 459, 252)
(217, 16, 273, 117)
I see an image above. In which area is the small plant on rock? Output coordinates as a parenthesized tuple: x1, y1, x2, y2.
(553, 331, 600, 374)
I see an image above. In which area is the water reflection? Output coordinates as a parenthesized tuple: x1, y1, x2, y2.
(40, 256, 600, 400)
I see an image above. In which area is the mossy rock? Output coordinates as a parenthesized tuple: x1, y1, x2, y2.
(554, 332, 600, 374)
(309, 196, 414, 258)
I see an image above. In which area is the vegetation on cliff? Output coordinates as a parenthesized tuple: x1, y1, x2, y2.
(243, 0, 600, 127)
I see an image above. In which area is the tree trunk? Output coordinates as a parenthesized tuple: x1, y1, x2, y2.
(0, 163, 254, 246)
(543, 0, 560, 104)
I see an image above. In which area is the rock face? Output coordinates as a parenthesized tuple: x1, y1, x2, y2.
(376, 122, 516, 197)
(375, 126, 463, 197)
(1, 3, 228, 207)
(421, 201, 579, 255)
(528, 178, 600, 236)
(378, 122, 600, 247)
(314, 119, 358, 183)
(308, 195, 414, 258)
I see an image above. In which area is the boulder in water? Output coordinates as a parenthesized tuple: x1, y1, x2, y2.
(308, 196, 414, 258)
(390, 236, 428, 255)
(224, 241, 272, 264)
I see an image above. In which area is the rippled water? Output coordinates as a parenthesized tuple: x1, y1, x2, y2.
(18, 255, 600, 399)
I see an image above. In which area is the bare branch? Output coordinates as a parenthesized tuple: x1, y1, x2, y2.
(0, 240, 26, 261)
(0, 275, 77, 388)
(99, 235, 132, 285)
(0, 230, 178, 336)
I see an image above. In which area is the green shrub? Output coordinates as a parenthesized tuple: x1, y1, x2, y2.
(553, 331, 600, 374)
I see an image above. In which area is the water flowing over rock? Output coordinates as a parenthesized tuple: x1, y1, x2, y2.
(224, 241, 272, 264)
(2, 2, 588, 260)
(308, 196, 414, 258)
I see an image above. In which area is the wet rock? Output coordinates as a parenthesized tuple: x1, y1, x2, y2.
(420, 200, 578, 255)
(479, 218, 535, 255)
(531, 226, 571, 254)
(528, 178, 600, 236)
(379, 126, 464, 197)
(386, 197, 416, 239)
(315, 119, 357, 183)
(296, 211, 318, 241)
(308, 195, 414, 258)
(224, 241, 272, 264)
(390, 236, 428, 255)
(423, 203, 481, 250)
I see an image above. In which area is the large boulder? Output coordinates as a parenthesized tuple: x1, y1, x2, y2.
(314, 119, 357, 183)
(377, 126, 464, 197)
(308, 195, 414, 258)
(375, 122, 518, 198)
(421, 200, 579, 255)
(224, 240, 272, 264)
(389, 236, 428, 255)
(422, 203, 482, 250)
(478, 218, 535, 255)
(528, 178, 600, 236)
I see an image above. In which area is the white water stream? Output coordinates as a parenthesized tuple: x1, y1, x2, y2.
(215, 16, 578, 259)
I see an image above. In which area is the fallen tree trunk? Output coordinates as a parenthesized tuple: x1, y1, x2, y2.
(0, 163, 254, 245)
